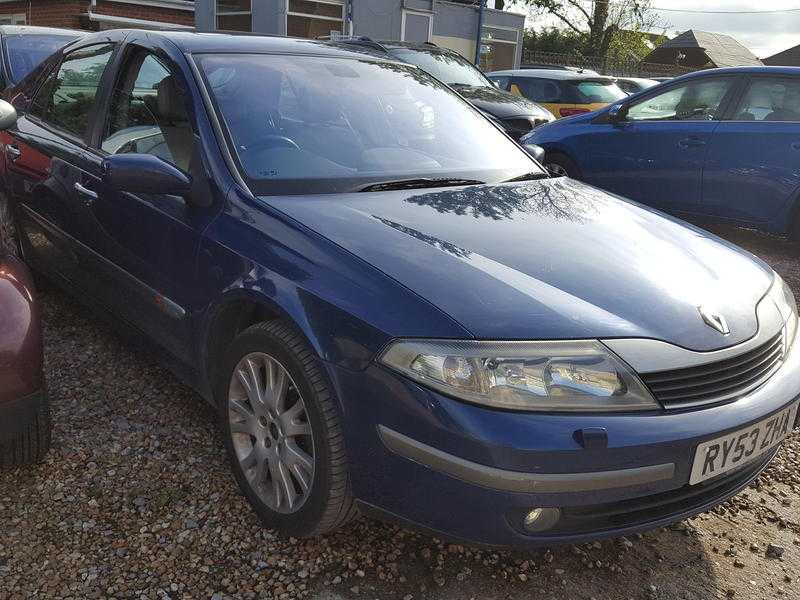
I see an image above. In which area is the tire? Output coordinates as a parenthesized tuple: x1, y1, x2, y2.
(0, 190, 19, 258)
(0, 394, 51, 466)
(544, 152, 581, 179)
(217, 320, 357, 537)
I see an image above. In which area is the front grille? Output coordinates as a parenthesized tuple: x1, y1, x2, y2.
(640, 331, 784, 409)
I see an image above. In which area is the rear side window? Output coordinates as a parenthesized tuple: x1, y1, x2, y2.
(512, 78, 561, 103)
(569, 80, 626, 103)
(733, 78, 800, 122)
(30, 44, 115, 139)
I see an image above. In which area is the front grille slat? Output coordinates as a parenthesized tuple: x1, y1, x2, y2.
(641, 331, 784, 409)
(648, 343, 782, 395)
(643, 334, 782, 384)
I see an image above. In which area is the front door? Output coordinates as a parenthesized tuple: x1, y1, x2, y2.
(583, 76, 737, 213)
(82, 46, 215, 359)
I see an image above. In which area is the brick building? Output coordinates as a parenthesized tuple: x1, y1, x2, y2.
(0, 0, 523, 69)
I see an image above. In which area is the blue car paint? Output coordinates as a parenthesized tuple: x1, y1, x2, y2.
(3, 32, 798, 548)
(523, 67, 800, 234)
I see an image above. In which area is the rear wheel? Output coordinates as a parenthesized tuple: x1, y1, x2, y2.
(544, 152, 581, 179)
(0, 394, 51, 466)
(218, 320, 357, 536)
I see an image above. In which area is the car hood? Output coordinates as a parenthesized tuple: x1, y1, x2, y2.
(264, 178, 772, 351)
(452, 84, 551, 120)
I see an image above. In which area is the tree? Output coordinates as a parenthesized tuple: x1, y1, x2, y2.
(523, 27, 586, 57)
(520, 0, 662, 59)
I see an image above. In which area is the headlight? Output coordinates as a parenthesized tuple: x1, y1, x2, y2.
(767, 272, 798, 354)
(380, 340, 659, 412)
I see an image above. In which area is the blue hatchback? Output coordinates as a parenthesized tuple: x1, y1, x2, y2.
(0, 32, 798, 549)
(523, 67, 800, 237)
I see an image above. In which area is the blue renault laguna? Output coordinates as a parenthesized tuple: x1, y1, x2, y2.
(0, 30, 797, 548)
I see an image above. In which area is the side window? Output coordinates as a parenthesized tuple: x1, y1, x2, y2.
(512, 78, 560, 103)
(626, 78, 732, 122)
(30, 44, 115, 138)
(488, 75, 509, 90)
(733, 78, 800, 122)
(101, 52, 195, 172)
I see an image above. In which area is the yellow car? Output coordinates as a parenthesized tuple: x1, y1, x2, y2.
(487, 69, 627, 119)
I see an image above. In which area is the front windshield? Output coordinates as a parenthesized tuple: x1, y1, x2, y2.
(198, 53, 538, 195)
(4, 34, 78, 84)
(390, 48, 490, 87)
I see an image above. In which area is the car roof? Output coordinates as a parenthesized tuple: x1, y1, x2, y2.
(616, 77, 658, 84)
(487, 68, 616, 81)
(89, 30, 396, 60)
(0, 25, 86, 37)
(674, 65, 800, 78)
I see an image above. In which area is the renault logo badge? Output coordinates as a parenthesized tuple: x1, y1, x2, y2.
(698, 306, 730, 335)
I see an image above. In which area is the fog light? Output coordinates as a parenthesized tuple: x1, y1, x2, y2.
(523, 507, 561, 533)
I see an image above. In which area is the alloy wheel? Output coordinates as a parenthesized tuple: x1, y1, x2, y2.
(545, 162, 568, 177)
(227, 352, 315, 514)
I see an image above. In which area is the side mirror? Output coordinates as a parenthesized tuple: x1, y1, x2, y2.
(608, 103, 627, 123)
(101, 154, 191, 197)
(0, 99, 18, 130)
(523, 143, 546, 163)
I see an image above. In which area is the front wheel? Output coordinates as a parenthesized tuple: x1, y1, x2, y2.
(218, 320, 357, 537)
(544, 152, 581, 179)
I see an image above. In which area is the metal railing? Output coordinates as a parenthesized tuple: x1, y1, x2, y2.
(521, 50, 696, 78)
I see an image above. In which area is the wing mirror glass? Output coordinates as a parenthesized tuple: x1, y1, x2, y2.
(101, 154, 191, 197)
(0, 99, 18, 130)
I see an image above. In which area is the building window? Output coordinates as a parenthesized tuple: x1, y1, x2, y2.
(287, 0, 344, 39)
(479, 25, 518, 71)
(217, 0, 251, 31)
(401, 10, 432, 43)
(0, 13, 26, 25)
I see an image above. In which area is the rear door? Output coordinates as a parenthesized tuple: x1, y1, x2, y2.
(8, 42, 117, 286)
(582, 75, 738, 212)
(701, 75, 800, 231)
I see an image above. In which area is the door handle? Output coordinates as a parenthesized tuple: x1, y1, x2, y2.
(5, 144, 20, 161)
(678, 137, 706, 148)
(74, 181, 98, 205)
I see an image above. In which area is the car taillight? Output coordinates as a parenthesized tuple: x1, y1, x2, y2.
(559, 107, 590, 117)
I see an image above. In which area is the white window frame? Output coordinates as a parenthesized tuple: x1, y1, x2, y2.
(0, 13, 26, 25)
(401, 8, 433, 43)
(480, 24, 521, 69)
(285, 0, 345, 38)
(216, 0, 252, 30)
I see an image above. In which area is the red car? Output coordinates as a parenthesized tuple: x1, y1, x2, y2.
(0, 253, 48, 465)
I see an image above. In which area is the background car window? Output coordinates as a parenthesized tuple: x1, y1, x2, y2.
(389, 48, 489, 88)
(488, 75, 509, 90)
(734, 78, 800, 122)
(512, 78, 561, 103)
(4, 33, 79, 85)
(198, 53, 537, 195)
(570, 80, 626, 103)
(30, 44, 114, 138)
(101, 53, 195, 172)
(626, 78, 732, 122)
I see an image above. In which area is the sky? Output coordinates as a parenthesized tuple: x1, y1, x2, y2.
(510, 1, 800, 59)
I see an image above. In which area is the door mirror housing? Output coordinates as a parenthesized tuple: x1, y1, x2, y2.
(101, 154, 191, 197)
(608, 103, 627, 123)
(0, 99, 18, 130)
(523, 143, 546, 163)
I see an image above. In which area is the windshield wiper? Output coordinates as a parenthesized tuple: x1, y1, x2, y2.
(358, 178, 484, 192)
(502, 171, 551, 183)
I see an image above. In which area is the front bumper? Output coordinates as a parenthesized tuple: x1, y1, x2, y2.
(328, 339, 800, 549)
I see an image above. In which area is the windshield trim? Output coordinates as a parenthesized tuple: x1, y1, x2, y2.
(194, 51, 540, 196)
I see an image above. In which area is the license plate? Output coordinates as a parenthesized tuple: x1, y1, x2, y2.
(689, 403, 798, 485)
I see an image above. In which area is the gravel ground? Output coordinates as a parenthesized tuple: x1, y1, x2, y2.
(1, 224, 800, 600)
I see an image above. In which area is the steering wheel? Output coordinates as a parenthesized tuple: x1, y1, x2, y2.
(245, 135, 301, 152)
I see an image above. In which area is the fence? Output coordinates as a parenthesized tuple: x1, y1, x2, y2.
(521, 50, 696, 78)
